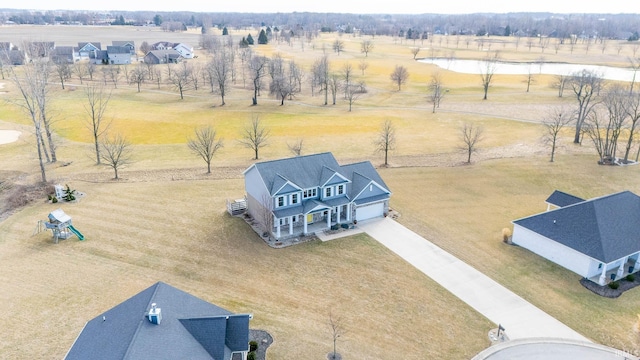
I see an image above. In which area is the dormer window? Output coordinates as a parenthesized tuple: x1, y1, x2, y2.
(277, 196, 284, 207)
(304, 188, 317, 199)
(291, 193, 298, 204)
(337, 185, 344, 195)
(325, 187, 332, 197)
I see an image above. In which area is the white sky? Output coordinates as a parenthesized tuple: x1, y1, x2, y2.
(8, 0, 640, 14)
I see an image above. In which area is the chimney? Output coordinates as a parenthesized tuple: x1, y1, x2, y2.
(148, 303, 162, 325)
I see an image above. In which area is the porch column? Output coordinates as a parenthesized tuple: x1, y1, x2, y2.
(326, 208, 331, 228)
(289, 216, 294, 235)
(346, 203, 351, 221)
(617, 257, 628, 278)
(598, 263, 608, 285)
(276, 218, 281, 238)
(303, 215, 308, 234)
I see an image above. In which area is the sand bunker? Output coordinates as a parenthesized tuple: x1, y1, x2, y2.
(0, 130, 21, 145)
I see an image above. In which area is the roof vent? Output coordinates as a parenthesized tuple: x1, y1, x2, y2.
(148, 303, 162, 325)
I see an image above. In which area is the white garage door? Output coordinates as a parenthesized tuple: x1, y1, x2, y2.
(355, 202, 384, 221)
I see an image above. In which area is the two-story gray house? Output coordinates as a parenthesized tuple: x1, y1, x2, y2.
(243, 152, 391, 239)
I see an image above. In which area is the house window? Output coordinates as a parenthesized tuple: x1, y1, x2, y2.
(291, 193, 298, 204)
(599, 263, 603, 269)
(277, 196, 284, 207)
(337, 185, 344, 195)
(303, 188, 317, 199)
(325, 187, 332, 197)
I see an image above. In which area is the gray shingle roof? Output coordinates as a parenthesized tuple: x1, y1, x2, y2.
(65, 282, 250, 360)
(514, 191, 640, 263)
(545, 190, 585, 208)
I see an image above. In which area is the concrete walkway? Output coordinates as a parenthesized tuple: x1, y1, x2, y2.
(359, 218, 591, 342)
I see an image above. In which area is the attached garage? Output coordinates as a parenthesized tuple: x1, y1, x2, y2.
(355, 202, 384, 221)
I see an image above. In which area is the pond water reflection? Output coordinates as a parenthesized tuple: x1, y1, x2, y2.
(419, 58, 636, 82)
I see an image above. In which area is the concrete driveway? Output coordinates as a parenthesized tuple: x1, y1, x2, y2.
(359, 218, 590, 342)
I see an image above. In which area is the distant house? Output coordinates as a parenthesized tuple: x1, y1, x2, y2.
(24, 41, 55, 61)
(112, 40, 136, 55)
(151, 41, 194, 58)
(51, 46, 79, 64)
(106, 45, 132, 64)
(89, 50, 108, 65)
(243, 152, 391, 239)
(512, 191, 640, 285)
(77, 42, 101, 59)
(65, 281, 251, 360)
(144, 49, 183, 64)
(173, 43, 194, 58)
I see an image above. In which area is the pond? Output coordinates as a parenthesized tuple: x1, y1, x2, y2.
(419, 58, 637, 82)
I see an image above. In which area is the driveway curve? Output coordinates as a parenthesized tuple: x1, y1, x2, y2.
(359, 218, 590, 342)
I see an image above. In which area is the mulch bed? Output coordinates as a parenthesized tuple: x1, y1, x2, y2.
(250, 329, 273, 360)
(580, 276, 640, 298)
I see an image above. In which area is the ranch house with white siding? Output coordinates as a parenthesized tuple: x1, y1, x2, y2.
(243, 153, 391, 239)
(512, 191, 640, 285)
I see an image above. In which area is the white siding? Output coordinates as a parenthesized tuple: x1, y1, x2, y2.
(244, 166, 270, 219)
(512, 224, 596, 278)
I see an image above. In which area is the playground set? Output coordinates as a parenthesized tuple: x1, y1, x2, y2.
(35, 209, 85, 244)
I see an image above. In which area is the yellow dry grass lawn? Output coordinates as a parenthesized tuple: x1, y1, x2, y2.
(0, 179, 491, 359)
(384, 154, 640, 352)
(3, 28, 640, 358)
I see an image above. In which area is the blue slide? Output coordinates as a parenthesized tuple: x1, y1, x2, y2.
(67, 225, 85, 241)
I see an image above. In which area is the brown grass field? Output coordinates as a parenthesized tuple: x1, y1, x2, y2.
(2, 26, 640, 358)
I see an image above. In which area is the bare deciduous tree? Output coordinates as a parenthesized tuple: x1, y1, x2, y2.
(187, 126, 224, 174)
(328, 312, 346, 360)
(410, 47, 420, 59)
(553, 74, 569, 98)
(129, 63, 147, 92)
(239, 115, 270, 160)
(569, 69, 604, 143)
(100, 133, 132, 180)
(83, 83, 112, 165)
(8, 61, 50, 182)
(312, 55, 330, 105)
(345, 82, 366, 111)
(259, 194, 274, 238)
(584, 85, 628, 164)
(542, 107, 572, 162)
(460, 123, 483, 163)
(374, 120, 396, 166)
(73, 61, 88, 84)
(480, 52, 499, 100)
(341, 63, 353, 99)
(360, 40, 374, 57)
(168, 62, 193, 99)
(390, 65, 409, 91)
(332, 39, 344, 55)
(207, 47, 232, 105)
(248, 55, 269, 105)
(428, 72, 446, 113)
(358, 59, 368, 75)
(287, 138, 304, 156)
(623, 91, 640, 163)
(52, 59, 71, 90)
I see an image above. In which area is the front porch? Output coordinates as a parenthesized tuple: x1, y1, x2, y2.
(272, 203, 353, 240)
(588, 258, 639, 285)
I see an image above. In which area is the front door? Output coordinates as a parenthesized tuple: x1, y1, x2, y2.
(307, 213, 313, 223)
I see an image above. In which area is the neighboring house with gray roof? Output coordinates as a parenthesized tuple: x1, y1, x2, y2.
(512, 191, 640, 285)
(77, 42, 101, 59)
(243, 152, 391, 239)
(545, 190, 585, 211)
(106, 45, 133, 64)
(112, 40, 135, 55)
(144, 49, 182, 64)
(51, 46, 79, 64)
(65, 282, 251, 360)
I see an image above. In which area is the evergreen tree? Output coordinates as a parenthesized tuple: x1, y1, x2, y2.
(504, 25, 511, 37)
(258, 29, 268, 44)
(153, 14, 162, 26)
(223, 27, 229, 35)
(247, 34, 255, 45)
(240, 37, 249, 48)
(406, 28, 413, 39)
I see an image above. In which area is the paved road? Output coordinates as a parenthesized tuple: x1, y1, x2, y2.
(359, 217, 591, 342)
(472, 338, 637, 360)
